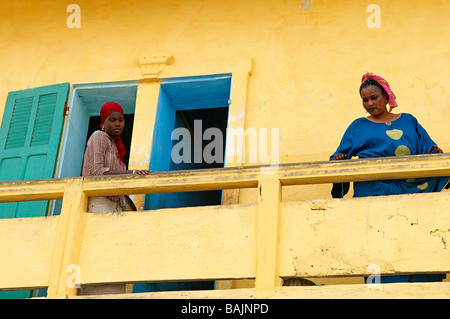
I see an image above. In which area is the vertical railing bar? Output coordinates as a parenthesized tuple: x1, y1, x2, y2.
(47, 177, 87, 298)
(255, 175, 282, 290)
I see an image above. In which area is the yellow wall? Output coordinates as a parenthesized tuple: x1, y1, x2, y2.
(1, 158, 449, 296)
(1, 0, 449, 203)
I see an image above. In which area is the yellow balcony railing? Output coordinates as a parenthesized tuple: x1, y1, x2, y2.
(0, 154, 449, 298)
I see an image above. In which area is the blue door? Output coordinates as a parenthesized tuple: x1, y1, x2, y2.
(136, 74, 231, 293)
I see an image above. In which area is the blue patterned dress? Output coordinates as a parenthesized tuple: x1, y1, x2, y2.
(330, 113, 450, 198)
(330, 113, 449, 283)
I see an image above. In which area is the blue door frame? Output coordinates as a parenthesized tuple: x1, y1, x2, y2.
(137, 74, 231, 293)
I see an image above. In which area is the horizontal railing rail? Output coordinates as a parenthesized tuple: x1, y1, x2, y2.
(2, 153, 450, 202)
(0, 153, 449, 298)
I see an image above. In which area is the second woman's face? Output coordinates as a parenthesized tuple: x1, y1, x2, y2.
(360, 85, 388, 117)
(104, 112, 125, 139)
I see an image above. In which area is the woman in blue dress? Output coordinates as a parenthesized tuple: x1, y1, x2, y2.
(330, 72, 449, 283)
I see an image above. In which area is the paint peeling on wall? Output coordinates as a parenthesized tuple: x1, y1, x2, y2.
(300, 0, 312, 11)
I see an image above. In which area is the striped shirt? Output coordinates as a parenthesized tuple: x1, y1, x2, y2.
(82, 130, 126, 206)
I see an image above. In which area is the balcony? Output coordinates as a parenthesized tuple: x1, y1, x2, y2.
(0, 154, 449, 299)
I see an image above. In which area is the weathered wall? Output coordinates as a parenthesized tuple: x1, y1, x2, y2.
(0, 0, 449, 198)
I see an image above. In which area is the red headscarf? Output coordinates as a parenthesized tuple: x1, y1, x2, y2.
(100, 101, 126, 164)
(361, 72, 398, 111)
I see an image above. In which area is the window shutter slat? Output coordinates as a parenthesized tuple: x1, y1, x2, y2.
(5, 97, 33, 149)
(30, 93, 58, 147)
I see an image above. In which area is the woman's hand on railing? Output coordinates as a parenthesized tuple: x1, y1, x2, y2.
(429, 145, 443, 154)
(332, 153, 348, 160)
(132, 169, 151, 175)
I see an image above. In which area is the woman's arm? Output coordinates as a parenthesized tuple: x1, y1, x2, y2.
(103, 169, 151, 175)
(85, 132, 151, 176)
(409, 114, 444, 154)
(332, 153, 348, 160)
(429, 145, 443, 153)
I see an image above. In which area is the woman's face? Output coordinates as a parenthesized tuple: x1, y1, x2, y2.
(360, 85, 388, 117)
(103, 111, 124, 139)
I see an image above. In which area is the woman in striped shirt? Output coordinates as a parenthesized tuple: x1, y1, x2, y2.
(80, 101, 150, 296)
(82, 101, 150, 213)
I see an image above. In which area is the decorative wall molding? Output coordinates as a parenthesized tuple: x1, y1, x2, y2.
(138, 55, 174, 80)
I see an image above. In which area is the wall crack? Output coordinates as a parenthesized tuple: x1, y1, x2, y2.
(430, 229, 449, 249)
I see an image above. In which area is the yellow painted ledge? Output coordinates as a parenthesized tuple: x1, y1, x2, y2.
(67, 282, 450, 299)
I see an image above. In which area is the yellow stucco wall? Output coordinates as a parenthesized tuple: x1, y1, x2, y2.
(1, 0, 449, 202)
(0, 0, 449, 298)
(0, 1, 449, 292)
(1, 158, 449, 296)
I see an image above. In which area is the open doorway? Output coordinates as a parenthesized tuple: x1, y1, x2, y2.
(163, 106, 229, 208)
(52, 81, 138, 215)
(135, 74, 231, 293)
(145, 74, 231, 211)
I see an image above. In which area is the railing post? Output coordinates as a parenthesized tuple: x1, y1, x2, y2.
(255, 175, 282, 290)
(47, 178, 87, 298)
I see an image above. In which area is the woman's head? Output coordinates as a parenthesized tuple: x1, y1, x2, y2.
(360, 82, 388, 116)
(360, 79, 387, 96)
(359, 73, 397, 114)
(100, 102, 125, 140)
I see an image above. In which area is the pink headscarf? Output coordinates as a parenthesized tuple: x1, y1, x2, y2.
(361, 72, 397, 111)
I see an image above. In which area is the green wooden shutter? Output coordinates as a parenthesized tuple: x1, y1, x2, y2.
(0, 83, 69, 298)
(0, 83, 69, 219)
